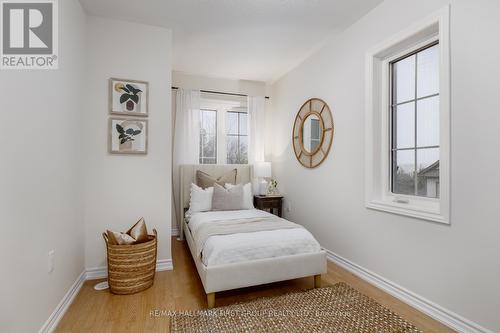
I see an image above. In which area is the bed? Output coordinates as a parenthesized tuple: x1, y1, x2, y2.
(179, 164, 327, 308)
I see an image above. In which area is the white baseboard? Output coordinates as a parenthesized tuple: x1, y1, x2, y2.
(171, 227, 179, 237)
(38, 270, 86, 333)
(324, 248, 493, 333)
(85, 259, 174, 280)
(84, 266, 107, 280)
(156, 259, 174, 272)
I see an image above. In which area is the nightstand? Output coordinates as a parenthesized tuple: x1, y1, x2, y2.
(253, 195, 284, 217)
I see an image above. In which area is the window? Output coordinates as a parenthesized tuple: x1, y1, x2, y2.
(365, 6, 450, 224)
(198, 97, 249, 165)
(390, 42, 440, 198)
(226, 111, 248, 164)
(199, 109, 217, 164)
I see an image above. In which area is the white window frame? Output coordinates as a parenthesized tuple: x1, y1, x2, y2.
(365, 6, 450, 224)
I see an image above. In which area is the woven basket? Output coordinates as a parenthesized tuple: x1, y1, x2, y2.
(102, 229, 157, 295)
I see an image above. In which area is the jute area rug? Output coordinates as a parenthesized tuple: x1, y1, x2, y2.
(170, 282, 422, 333)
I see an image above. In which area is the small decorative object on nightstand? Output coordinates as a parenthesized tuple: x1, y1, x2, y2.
(254, 195, 283, 217)
(266, 179, 279, 196)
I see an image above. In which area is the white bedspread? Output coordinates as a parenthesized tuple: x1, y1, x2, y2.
(188, 209, 321, 266)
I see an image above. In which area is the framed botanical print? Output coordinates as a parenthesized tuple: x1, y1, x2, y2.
(109, 78, 148, 117)
(109, 118, 148, 154)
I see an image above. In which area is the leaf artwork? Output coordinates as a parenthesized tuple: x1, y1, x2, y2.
(126, 84, 142, 95)
(116, 123, 142, 146)
(118, 83, 143, 109)
(119, 86, 130, 93)
(120, 94, 129, 104)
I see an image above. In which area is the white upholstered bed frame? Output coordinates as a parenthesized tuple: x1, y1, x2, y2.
(179, 164, 327, 308)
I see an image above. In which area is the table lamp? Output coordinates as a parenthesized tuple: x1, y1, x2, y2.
(255, 162, 272, 195)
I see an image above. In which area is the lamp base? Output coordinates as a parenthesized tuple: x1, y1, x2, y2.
(258, 179, 268, 196)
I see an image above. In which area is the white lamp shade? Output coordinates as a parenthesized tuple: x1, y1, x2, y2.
(254, 162, 272, 178)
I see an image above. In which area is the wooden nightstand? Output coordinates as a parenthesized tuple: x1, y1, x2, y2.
(253, 195, 284, 217)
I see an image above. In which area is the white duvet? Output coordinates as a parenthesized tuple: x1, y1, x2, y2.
(188, 209, 321, 266)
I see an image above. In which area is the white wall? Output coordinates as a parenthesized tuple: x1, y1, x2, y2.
(83, 17, 173, 269)
(0, 1, 86, 332)
(270, 0, 500, 331)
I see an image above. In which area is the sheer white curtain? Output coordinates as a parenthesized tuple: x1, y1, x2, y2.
(248, 96, 266, 164)
(174, 89, 201, 164)
(172, 89, 200, 233)
(248, 96, 266, 194)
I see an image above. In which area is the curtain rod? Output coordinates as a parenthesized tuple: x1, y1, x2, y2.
(171, 86, 270, 99)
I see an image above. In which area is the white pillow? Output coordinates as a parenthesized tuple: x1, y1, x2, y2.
(188, 183, 213, 213)
(226, 182, 254, 209)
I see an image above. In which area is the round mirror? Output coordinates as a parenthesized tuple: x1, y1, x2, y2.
(292, 98, 334, 168)
(301, 113, 323, 154)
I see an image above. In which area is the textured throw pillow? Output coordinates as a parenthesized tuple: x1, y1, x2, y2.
(189, 183, 214, 213)
(126, 217, 148, 244)
(106, 230, 136, 245)
(212, 183, 244, 211)
(196, 169, 237, 189)
(226, 182, 254, 209)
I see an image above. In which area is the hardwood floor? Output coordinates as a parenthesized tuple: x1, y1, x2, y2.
(56, 237, 455, 332)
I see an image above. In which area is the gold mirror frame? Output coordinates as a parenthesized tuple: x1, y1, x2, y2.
(292, 98, 334, 168)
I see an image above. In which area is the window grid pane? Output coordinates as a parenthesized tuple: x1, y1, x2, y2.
(200, 109, 217, 164)
(390, 41, 440, 198)
(392, 149, 415, 195)
(416, 148, 440, 198)
(417, 44, 439, 98)
(226, 112, 238, 135)
(394, 55, 416, 104)
(226, 111, 248, 164)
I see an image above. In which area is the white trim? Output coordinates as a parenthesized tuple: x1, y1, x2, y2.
(156, 259, 174, 272)
(85, 259, 174, 280)
(365, 5, 451, 224)
(171, 227, 179, 237)
(324, 248, 493, 333)
(38, 271, 86, 333)
(85, 266, 108, 280)
(366, 200, 446, 224)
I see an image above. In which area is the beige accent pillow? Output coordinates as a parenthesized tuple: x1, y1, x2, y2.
(126, 217, 149, 243)
(212, 183, 244, 211)
(196, 169, 237, 189)
(106, 230, 136, 245)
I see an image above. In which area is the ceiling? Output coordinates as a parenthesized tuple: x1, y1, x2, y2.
(79, 0, 383, 83)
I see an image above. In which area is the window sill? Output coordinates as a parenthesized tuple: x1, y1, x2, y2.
(366, 199, 448, 224)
